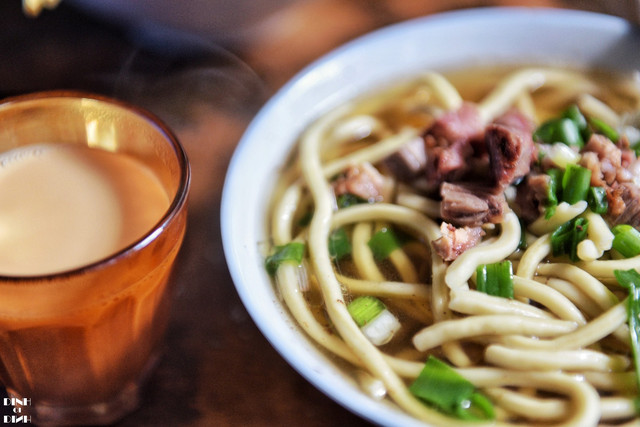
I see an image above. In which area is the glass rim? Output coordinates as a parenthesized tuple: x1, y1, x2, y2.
(0, 90, 191, 282)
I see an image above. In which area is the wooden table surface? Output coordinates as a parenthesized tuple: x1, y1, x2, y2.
(0, 0, 636, 425)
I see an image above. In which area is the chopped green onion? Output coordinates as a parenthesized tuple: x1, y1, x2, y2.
(631, 140, 640, 157)
(612, 224, 640, 258)
(533, 118, 584, 148)
(551, 217, 589, 261)
(544, 168, 562, 219)
(613, 269, 640, 411)
(561, 164, 592, 205)
(329, 227, 352, 260)
(368, 227, 401, 260)
(347, 296, 386, 327)
(587, 186, 608, 214)
(589, 117, 619, 142)
(476, 261, 514, 299)
(562, 104, 588, 133)
(409, 356, 495, 421)
(337, 193, 366, 208)
(265, 242, 306, 276)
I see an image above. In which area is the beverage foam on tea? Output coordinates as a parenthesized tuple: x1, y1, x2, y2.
(0, 143, 170, 276)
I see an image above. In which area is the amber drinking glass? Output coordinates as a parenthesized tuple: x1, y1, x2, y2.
(0, 92, 190, 425)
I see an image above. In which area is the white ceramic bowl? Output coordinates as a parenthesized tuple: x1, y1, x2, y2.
(221, 7, 640, 426)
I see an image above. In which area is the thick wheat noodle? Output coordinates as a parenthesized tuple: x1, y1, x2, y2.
(322, 128, 418, 178)
(395, 190, 441, 218)
(497, 301, 628, 350)
(444, 211, 521, 290)
(331, 204, 474, 365)
(276, 264, 431, 379)
(388, 245, 419, 283)
(329, 114, 387, 146)
(528, 201, 588, 235)
(577, 93, 621, 127)
(351, 222, 385, 281)
(536, 263, 620, 310)
(419, 71, 464, 110)
(336, 274, 431, 300)
(455, 368, 600, 426)
(300, 105, 464, 426)
(448, 288, 555, 319)
(484, 387, 569, 421)
(431, 245, 473, 367)
(541, 277, 604, 318)
(512, 275, 586, 323)
(576, 254, 640, 279)
(477, 68, 598, 123)
(276, 264, 361, 364)
(412, 314, 578, 352)
(584, 210, 615, 256)
(272, 182, 303, 245)
(599, 397, 637, 421)
(485, 344, 630, 372)
(516, 233, 551, 279)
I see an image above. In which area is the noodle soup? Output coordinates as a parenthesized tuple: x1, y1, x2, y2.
(264, 66, 640, 426)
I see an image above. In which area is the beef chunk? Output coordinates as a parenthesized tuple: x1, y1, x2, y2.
(382, 136, 426, 181)
(440, 182, 507, 227)
(432, 222, 485, 261)
(332, 162, 387, 202)
(515, 173, 551, 223)
(486, 109, 536, 187)
(607, 182, 640, 228)
(422, 103, 485, 192)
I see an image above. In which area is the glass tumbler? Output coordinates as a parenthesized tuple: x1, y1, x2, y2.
(0, 92, 190, 425)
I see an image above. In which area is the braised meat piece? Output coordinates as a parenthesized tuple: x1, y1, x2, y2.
(422, 103, 485, 192)
(432, 222, 485, 261)
(607, 182, 640, 228)
(486, 109, 536, 187)
(381, 136, 427, 181)
(440, 182, 507, 227)
(580, 134, 632, 186)
(515, 173, 551, 223)
(332, 162, 387, 202)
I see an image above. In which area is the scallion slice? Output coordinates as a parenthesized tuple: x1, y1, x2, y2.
(550, 217, 589, 261)
(476, 261, 514, 299)
(265, 242, 306, 276)
(587, 186, 608, 214)
(368, 227, 400, 260)
(409, 356, 495, 421)
(613, 269, 640, 411)
(347, 296, 386, 327)
(562, 104, 588, 133)
(561, 164, 591, 205)
(329, 227, 352, 260)
(589, 117, 619, 142)
(533, 117, 584, 148)
(612, 225, 640, 258)
(544, 168, 562, 219)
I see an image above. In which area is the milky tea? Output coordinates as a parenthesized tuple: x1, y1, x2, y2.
(0, 93, 189, 425)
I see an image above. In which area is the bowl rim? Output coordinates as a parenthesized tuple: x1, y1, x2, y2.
(221, 6, 639, 426)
